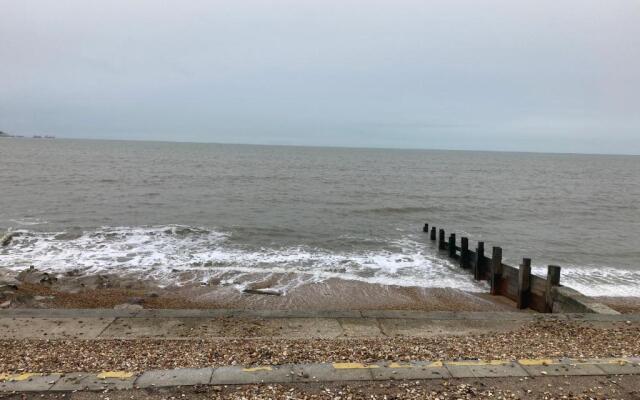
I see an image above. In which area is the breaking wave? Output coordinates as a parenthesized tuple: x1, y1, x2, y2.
(0, 225, 485, 293)
(1, 225, 638, 296)
(530, 265, 640, 297)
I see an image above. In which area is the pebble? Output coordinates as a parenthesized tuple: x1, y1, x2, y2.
(0, 320, 638, 374)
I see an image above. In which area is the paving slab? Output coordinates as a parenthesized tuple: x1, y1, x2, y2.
(2, 309, 638, 321)
(211, 365, 294, 384)
(576, 321, 640, 330)
(360, 310, 457, 320)
(455, 312, 540, 321)
(99, 317, 198, 338)
(50, 372, 135, 391)
(518, 359, 607, 376)
(370, 361, 451, 380)
(588, 359, 640, 375)
(445, 361, 528, 378)
(616, 374, 640, 393)
(0, 318, 114, 339)
(135, 368, 213, 388)
(242, 310, 362, 319)
(378, 318, 524, 337)
(99, 317, 265, 338)
(595, 362, 640, 375)
(291, 363, 375, 382)
(0, 309, 138, 318)
(260, 318, 344, 338)
(0, 374, 60, 392)
(99, 316, 345, 339)
(565, 313, 640, 322)
(337, 318, 383, 337)
(135, 309, 234, 318)
(2, 358, 640, 392)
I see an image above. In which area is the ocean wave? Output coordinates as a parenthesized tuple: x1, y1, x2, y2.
(1, 225, 638, 297)
(531, 265, 640, 297)
(352, 206, 439, 215)
(0, 225, 484, 293)
(9, 217, 48, 226)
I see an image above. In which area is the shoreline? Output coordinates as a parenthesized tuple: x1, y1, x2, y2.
(0, 268, 515, 312)
(2, 267, 639, 313)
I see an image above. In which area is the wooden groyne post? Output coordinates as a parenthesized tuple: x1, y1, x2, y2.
(545, 265, 561, 313)
(490, 246, 503, 295)
(474, 242, 484, 281)
(448, 234, 456, 258)
(438, 229, 446, 250)
(423, 221, 619, 314)
(460, 237, 469, 269)
(424, 222, 558, 313)
(517, 258, 531, 309)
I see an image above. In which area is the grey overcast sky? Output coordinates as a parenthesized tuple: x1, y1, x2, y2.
(1, 0, 639, 154)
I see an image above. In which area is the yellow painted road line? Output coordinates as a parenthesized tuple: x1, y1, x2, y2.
(388, 361, 443, 368)
(518, 359, 556, 366)
(447, 360, 511, 366)
(583, 358, 629, 365)
(332, 363, 379, 369)
(96, 371, 135, 379)
(242, 366, 273, 372)
(0, 373, 43, 382)
(388, 362, 413, 369)
(518, 358, 633, 366)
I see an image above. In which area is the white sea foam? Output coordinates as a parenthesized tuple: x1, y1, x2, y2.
(531, 265, 640, 297)
(9, 217, 48, 226)
(1, 225, 638, 297)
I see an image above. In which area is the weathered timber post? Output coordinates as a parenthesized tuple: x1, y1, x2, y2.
(423, 223, 429, 233)
(517, 258, 532, 309)
(448, 234, 456, 258)
(460, 237, 469, 268)
(545, 265, 561, 313)
(438, 229, 446, 250)
(474, 241, 485, 280)
(490, 246, 503, 295)
(430, 227, 436, 240)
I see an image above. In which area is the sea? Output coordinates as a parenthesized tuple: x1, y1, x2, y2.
(1, 138, 639, 296)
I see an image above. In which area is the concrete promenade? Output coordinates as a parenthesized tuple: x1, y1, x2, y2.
(2, 309, 640, 393)
(1, 308, 638, 340)
(1, 357, 639, 392)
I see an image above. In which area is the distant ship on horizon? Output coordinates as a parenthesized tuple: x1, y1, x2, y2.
(0, 130, 54, 139)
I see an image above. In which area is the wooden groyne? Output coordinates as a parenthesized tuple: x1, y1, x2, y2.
(422, 223, 619, 314)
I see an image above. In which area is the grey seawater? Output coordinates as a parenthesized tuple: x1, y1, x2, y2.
(1, 138, 639, 296)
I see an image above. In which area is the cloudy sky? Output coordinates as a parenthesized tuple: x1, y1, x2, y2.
(1, 0, 639, 154)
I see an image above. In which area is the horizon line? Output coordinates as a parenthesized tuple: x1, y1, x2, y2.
(2, 135, 639, 157)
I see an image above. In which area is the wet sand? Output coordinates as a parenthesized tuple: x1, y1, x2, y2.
(0, 267, 517, 311)
(596, 296, 640, 314)
(2, 267, 639, 312)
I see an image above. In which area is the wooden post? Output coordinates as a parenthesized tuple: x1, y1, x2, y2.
(430, 227, 436, 240)
(545, 265, 561, 313)
(438, 229, 446, 250)
(474, 241, 484, 280)
(448, 234, 456, 258)
(517, 258, 531, 309)
(423, 223, 429, 233)
(490, 246, 503, 295)
(460, 237, 469, 268)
